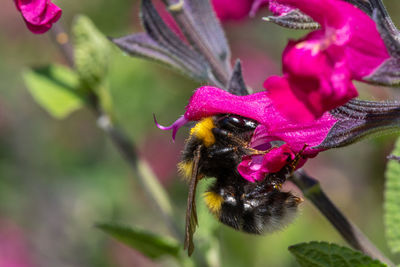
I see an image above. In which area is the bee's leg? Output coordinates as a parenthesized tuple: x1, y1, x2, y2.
(290, 144, 308, 170)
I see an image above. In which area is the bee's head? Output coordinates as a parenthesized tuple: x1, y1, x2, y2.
(214, 114, 258, 133)
(204, 182, 302, 234)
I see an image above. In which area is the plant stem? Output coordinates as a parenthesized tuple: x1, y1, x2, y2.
(49, 22, 182, 241)
(49, 23, 75, 67)
(291, 169, 395, 266)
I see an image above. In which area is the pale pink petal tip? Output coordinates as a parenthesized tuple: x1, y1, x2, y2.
(153, 114, 188, 141)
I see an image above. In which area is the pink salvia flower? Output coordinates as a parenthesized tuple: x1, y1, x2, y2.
(266, 0, 390, 122)
(157, 86, 337, 182)
(14, 0, 62, 34)
(211, 0, 253, 21)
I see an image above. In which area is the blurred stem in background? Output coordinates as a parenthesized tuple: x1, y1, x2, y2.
(49, 22, 183, 241)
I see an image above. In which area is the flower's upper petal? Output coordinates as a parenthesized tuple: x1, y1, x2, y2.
(345, 26, 390, 79)
(185, 86, 272, 122)
(269, 37, 359, 122)
(277, 0, 389, 79)
(185, 86, 337, 154)
(15, 0, 62, 34)
(265, 75, 321, 122)
(267, 0, 387, 122)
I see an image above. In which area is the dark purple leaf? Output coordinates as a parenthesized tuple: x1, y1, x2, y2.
(163, 0, 231, 85)
(264, 10, 319, 30)
(183, 0, 231, 71)
(317, 99, 400, 149)
(344, 0, 373, 14)
(363, 4, 400, 86)
(111, 33, 208, 80)
(365, 57, 400, 86)
(141, 0, 210, 76)
(227, 60, 249, 96)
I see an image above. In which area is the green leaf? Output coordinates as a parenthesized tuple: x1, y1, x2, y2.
(96, 223, 180, 260)
(72, 15, 111, 90)
(385, 137, 400, 254)
(23, 65, 84, 119)
(289, 241, 386, 267)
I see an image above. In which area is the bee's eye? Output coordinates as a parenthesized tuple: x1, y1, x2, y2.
(218, 115, 257, 131)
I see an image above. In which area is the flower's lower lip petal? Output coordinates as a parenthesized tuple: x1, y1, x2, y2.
(153, 114, 188, 141)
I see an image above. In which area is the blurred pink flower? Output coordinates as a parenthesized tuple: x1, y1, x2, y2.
(211, 0, 271, 21)
(0, 219, 34, 267)
(211, 0, 253, 21)
(157, 86, 337, 182)
(14, 0, 62, 34)
(140, 134, 182, 186)
(210, 0, 291, 21)
(231, 42, 278, 89)
(265, 0, 389, 122)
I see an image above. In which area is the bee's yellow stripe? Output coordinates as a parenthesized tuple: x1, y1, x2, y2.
(190, 117, 215, 147)
(203, 191, 223, 214)
(177, 160, 193, 181)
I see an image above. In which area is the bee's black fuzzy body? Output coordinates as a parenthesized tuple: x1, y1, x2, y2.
(180, 114, 302, 255)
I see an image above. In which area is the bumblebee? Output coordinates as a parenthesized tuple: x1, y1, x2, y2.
(178, 114, 303, 255)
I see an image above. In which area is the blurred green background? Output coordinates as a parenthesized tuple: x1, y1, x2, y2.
(1, 0, 400, 266)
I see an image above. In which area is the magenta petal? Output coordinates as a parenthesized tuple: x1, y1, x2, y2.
(274, 38, 359, 121)
(277, 0, 389, 79)
(237, 145, 295, 183)
(261, 144, 295, 173)
(185, 86, 272, 122)
(154, 114, 188, 141)
(269, 0, 389, 122)
(237, 156, 264, 183)
(265, 75, 318, 122)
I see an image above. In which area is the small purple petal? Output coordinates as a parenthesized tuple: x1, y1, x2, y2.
(154, 114, 188, 141)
